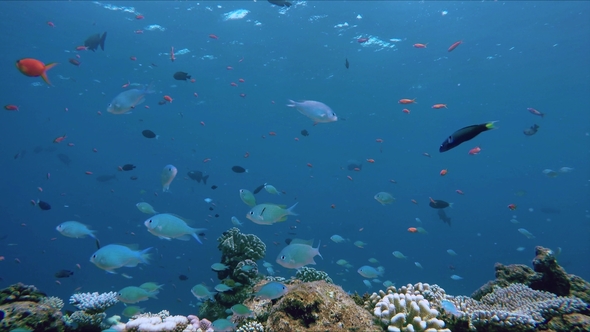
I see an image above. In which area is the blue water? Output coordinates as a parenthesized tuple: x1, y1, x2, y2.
(1, 1, 589, 318)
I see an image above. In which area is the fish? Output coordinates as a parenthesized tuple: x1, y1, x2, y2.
(527, 108, 545, 117)
(122, 164, 136, 171)
(57, 154, 71, 166)
(231, 304, 253, 318)
(523, 124, 539, 136)
(214, 284, 232, 292)
(374, 192, 395, 205)
(287, 100, 338, 124)
(232, 165, 247, 173)
(429, 199, 452, 209)
(96, 174, 117, 182)
(252, 184, 266, 194)
(246, 202, 298, 225)
(267, 0, 292, 7)
(211, 263, 229, 271)
(345, 58, 349, 69)
(136, 202, 158, 214)
(357, 266, 383, 278)
(441, 299, 462, 317)
(239, 189, 256, 207)
(211, 319, 236, 332)
(54, 269, 74, 278)
(354, 240, 367, 248)
(301, 129, 309, 136)
(276, 238, 322, 269)
(178, 274, 189, 281)
(187, 170, 209, 184)
(439, 121, 497, 152)
(264, 183, 281, 195)
(139, 282, 164, 292)
(90, 244, 151, 273)
(161, 165, 178, 192)
(191, 284, 216, 299)
(448, 40, 462, 52)
(173, 71, 191, 81)
(254, 281, 288, 300)
(37, 200, 51, 210)
(84, 32, 107, 52)
(450, 274, 463, 280)
(15, 58, 57, 86)
(117, 286, 158, 303)
(347, 160, 362, 171)
(518, 228, 536, 239)
(330, 235, 345, 243)
(142, 130, 158, 139)
(447, 249, 458, 256)
(437, 209, 452, 226)
(122, 306, 145, 318)
(392, 251, 407, 259)
(56, 221, 100, 248)
(107, 83, 154, 114)
(144, 213, 206, 244)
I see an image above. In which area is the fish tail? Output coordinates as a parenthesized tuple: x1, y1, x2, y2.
(149, 290, 159, 299)
(485, 121, 499, 129)
(191, 229, 207, 244)
(138, 247, 152, 264)
(286, 202, 298, 216)
(315, 240, 323, 259)
(100, 32, 107, 51)
(449, 203, 454, 208)
(287, 99, 296, 107)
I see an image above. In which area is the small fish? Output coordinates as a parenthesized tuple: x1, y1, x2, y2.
(447, 249, 458, 256)
(136, 202, 157, 214)
(287, 100, 338, 124)
(232, 165, 248, 173)
(301, 129, 310, 136)
(429, 199, 452, 209)
(276, 238, 322, 269)
(107, 83, 154, 114)
(56, 221, 98, 245)
(90, 244, 151, 273)
(268, 0, 292, 7)
(54, 269, 74, 278)
(16, 58, 57, 86)
(117, 286, 158, 304)
(142, 130, 158, 139)
(37, 200, 51, 210)
(354, 240, 367, 248)
(239, 189, 256, 207)
(5, 105, 19, 111)
(139, 282, 164, 292)
(542, 169, 558, 178)
(357, 266, 383, 278)
(68, 58, 81, 66)
(246, 203, 298, 225)
(508, 203, 518, 211)
(330, 235, 345, 243)
(413, 43, 427, 48)
(441, 299, 461, 317)
(527, 108, 545, 117)
(161, 165, 177, 192)
(432, 104, 447, 109)
(122, 164, 136, 171)
(336, 259, 348, 266)
(178, 274, 189, 281)
(559, 167, 574, 173)
(122, 306, 145, 318)
(254, 281, 288, 300)
(440, 121, 497, 153)
(414, 262, 423, 269)
(191, 284, 216, 299)
(144, 213, 206, 244)
(345, 58, 349, 69)
(231, 216, 244, 226)
(450, 274, 463, 280)
(173, 71, 191, 81)
(374, 192, 395, 205)
(211, 263, 229, 271)
(231, 304, 253, 318)
(214, 284, 233, 292)
(523, 124, 540, 136)
(468, 146, 481, 155)
(84, 32, 107, 52)
(187, 170, 209, 184)
(264, 183, 281, 195)
(392, 251, 407, 259)
(518, 228, 535, 239)
(448, 40, 462, 52)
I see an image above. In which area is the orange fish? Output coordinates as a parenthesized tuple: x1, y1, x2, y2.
(468, 146, 481, 155)
(238, 78, 245, 83)
(75, 46, 87, 51)
(413, 43, 427, 48)
(16, 58, 57, 86)
(407, 227, 418, 233)
(440, 169, 448, 176)
(399, 98, 416, 104)
(4, 105, 19, 111)
(508, 203, 517, 211)
(163, 95, 173, 103)
(209, 34, 218, 39)
(432, 104, 447, 109)
(53, 134, 67, 143)
(366, 159, 375, 163)
(402, 109, 410, 114)
(307, 163, 313, 168)
(136, 15, 144, 19)
(448, 40, 462, 52)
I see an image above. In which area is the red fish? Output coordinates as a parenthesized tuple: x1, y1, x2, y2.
(53, 134, 67, 143)
(75, 46, 87, 51)
(440, 169, 448, 176)
(47, 21, 55, 28)
(468, 146, 481, 155)
(527, 108, 545, 118)
(135, 15, 144, 19)
(507, 204, 517, 211)
(238, 78, 245, 83)
(448, 40, 462, 52)
(170, 47, 175, 62)
(402, 109, 410, 114)
(230, 82, 238, 87)
(163, 95, 173, 103)
(15, 58, 57, 86)
(399, 98, 416, 104)
(4, 105, 19, 111)
(130, 56, 137, 61)
(209, 34, 218, 39)
(413, 43, 427, 48)
(432, 104, 447, 109)
(134, 30, 143, 34)
(456, 189, 464, 195)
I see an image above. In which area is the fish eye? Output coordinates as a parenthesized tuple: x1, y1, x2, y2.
(92, 255, 96, 258)
(148, 220, 153, 223)
(280, 255, 286, 260)
(249, 211, 254, 215)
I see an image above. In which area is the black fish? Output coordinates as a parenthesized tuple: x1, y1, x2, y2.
(429, 199, 450, 209)
(95, 239, 101, 249)
(96, 174, 117, 182)
(523, 124, 539, 136)
(437, 209, 452, 226)
(55, 269, 74, 278)
(38, 200, 51, 211)
(84, 32, 107, 52)
(232, 166, 247, 173)
(345, 58, 349, 69)
(211, 185, 218, 190)
(268, 0, 291, 7)
(142, 130, 157, 139)
(439, 121, 497, 153)
(122, 164, 136, 171)
(301, 129, 309, 137)
(57, 153, 71, 166)
(188, 171, 209, 185)
(253, 184, 266, 194)
(173, 72, 191, 81)
(178, 274, 188, 281)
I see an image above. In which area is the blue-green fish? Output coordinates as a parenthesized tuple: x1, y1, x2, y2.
(143, 213, 206, 244)
(161, 165, 177, 192)
(56, 221, 97, 239)
(107, 83, 154, 115)
(90, 244, 151, 273)
(139, 282, 164, 292)
(117, 286, 158, 303)
(122, 305, 145, 317)
(246, 202, 298, 225)
(231, 304, 253, 318)
(239, 189, 256, 207)
(211, 319, 236, 332)
(254, 281, 288, 300)
(357, 265, 383, 278)
(190, 284, 216, 300)
(276, 238, 322, 269)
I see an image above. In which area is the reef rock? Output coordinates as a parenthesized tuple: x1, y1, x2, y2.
(264, 281, 379, 331)
(0, 300, 64, 332)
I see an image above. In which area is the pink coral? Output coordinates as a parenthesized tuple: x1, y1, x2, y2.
(188, 315, 213, 332)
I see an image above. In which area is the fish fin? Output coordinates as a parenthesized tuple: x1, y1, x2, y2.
(449, 203, 454, 208)
(191, 231, 204, 244)
(95, 238, 101, 249)
(176, 234, 191, 241)
(315, 240, 323, 259)
(290, 238, 314, 246)
(287, 99, 296, 107)
(277, 216, 288, 222)
(138, 247, 152, 264)
(202, 175, 209, 185)
(286, 202, 298, 216)
(158, 236, 173, 240)
(100, 32, 107, 51)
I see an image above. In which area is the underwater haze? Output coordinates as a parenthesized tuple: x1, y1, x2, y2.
(0, 0, 589, 318)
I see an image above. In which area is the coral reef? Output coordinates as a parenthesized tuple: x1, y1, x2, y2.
(263, 280, 379, 331)
(0, 283, 64, 332)
(237, 320, 265, 332)
(440, 283, 588, 332)
(108, 311, 213, 332)
(217, 227, 266, 266)
(69, 291, 119, 314)
(370, 283, 450, 332)
(40, 296, 65, 311)
(233, 259, 259, 285)
(472, 246, 590, 303)
(295, 266, 333, 284)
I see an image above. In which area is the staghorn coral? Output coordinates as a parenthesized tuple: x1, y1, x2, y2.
(63, 310, 106, 331)
(69, 291, 119, 314)
(295, 266, 333, 284)
(237, 320, 265, 332)
(372, 283, 449, 332)
(123, 311, 196, 332)
(40, 296, 65, 310)
(440, 283, 588, 332)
